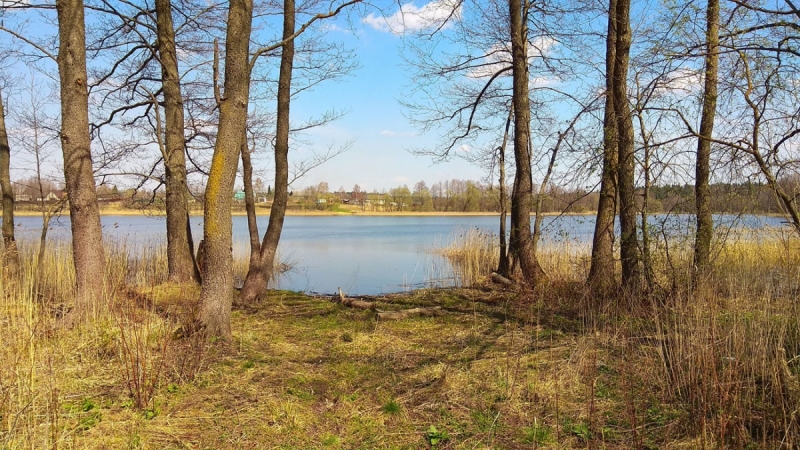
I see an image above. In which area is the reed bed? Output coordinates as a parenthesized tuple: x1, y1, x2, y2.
(438, 225, 800, 447)
(437, 226, 592, 286)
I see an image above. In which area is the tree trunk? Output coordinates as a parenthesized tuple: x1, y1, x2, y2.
(238, 0, 295, 303)
(588, 0, 618, 294)
(497, 106, 512, 277)
(0, 90, 19, 278)
(196, 0, 253, 339)
(612, 0, 640, 289)
(693, 0, 719, 283)
(156, 0, 200, 284)
(56, 0, 106, 317)
(636, 109, 656, 290)
(26, 92, 59, 287)
(532, 134, 557, 249)
(508, 0, 547, 286)
(241, 134, 262, 270)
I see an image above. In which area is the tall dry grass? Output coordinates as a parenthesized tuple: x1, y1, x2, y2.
(438, 226, 591, 286)
(0, 237, 297, 446)
(441, 225, 800, 447)
(0, 241, 207, 448)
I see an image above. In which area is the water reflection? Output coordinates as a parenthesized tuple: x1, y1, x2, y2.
(12, 213, 787, 295)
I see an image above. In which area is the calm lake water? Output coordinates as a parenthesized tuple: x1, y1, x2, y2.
(11, 214, 787, 295)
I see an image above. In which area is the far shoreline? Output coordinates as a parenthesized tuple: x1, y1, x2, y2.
(13, 208, 598, 218)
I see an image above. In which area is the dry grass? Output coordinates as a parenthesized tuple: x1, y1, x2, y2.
(1, 228, 799, 448)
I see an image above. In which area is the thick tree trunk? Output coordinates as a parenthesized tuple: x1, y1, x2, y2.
(0, 91, 19, 277)
(508, 0, 547, 286)
(694, 0, 719, 283)
(56, 0, 106, 316)
(238, 0, 295, 303)
(612, 0, 640, 289)
(156, 0, 200, 284)
(196, 0, 253, 339)
(588, 0, 618, 294)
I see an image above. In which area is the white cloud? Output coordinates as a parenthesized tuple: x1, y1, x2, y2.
(656, 68, 702, 94)
(363, 0, 462, 35)
(457, 144, 471, 153)
(320, 23, 350, 34)
(467, 37, 556, 79)
(394, 175, 410, 183)
(380, 129, 417, 137)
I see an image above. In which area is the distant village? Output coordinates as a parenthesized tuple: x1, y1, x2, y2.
(11, 177, 790, 215)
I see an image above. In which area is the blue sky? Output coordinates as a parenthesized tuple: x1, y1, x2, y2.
(1, 0, 609, 194)
(279, 3, 491, 193)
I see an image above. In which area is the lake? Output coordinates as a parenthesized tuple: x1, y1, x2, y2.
(10, 213, 787, 295)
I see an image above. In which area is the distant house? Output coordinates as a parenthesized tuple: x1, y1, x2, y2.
(37, 190, 66, 202)
(316, 198, 327, 205)
(233, 190, 246, 202)
(15, 193, 31, 202)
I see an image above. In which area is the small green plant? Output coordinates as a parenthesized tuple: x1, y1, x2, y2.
(425, 425, 449, 446)
(563, 418, 591, 443)
(471, 409, 496, 432)
(127, 432, 143, 449)
(242, 359, 255, 369)
(320, 433, 340, 446)
(68, 399, 102, 431)
(523, 423, 554, 444)
(80, 398, 96, 412)
(381, 399, 400, 414)
(646, 406, 665, 426)
(595, 380, 614, 399)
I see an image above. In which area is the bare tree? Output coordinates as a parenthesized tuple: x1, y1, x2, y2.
(196, 0, 253, 339)
(0, 88, 18, 277)
(508, 0, 547, 284)
(496, 107, 512, 276)
(693, 0, 720, 283)
(82, 0, 219, 285)
(588, 0, 618, 294)
(57, 0, 107, 317)
(398, 0, 574, 283)
(612, 0, 641, 289)
(155, 0, 201, 284)
(9, 75, 65, 282)
(238, 0, 361, 303)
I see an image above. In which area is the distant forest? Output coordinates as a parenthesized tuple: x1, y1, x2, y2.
(288, 179, 796, 215)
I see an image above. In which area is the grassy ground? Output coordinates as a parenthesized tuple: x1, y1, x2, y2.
(2, 230, 800, 448)
(0, 285, 678, 449)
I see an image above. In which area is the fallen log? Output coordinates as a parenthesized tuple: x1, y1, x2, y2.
(335, 287, 376, 310)
(336, 288, 443, 320)
(376, 306, 442, 321)
(490, 272, 514, 286)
